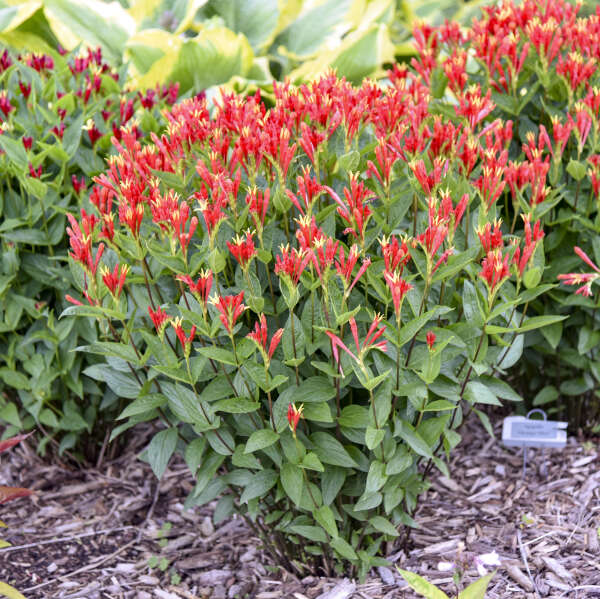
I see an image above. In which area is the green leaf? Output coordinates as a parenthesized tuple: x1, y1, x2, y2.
(244, 429, 280, 453)
(310, 432, 358, 468)
(365, 426, 384, 449)
(370, 515, 399, 537)
(396, 569, 450, 599)
(147, 428, 178, 479)
(567, 158, 587, 181)
(117, 394, 166, 420)
(302, 452, 324, 472)
(240, 469, 278, 503)
(162, 382, 214, 427)
(281, 462, 303, 506)
(366, 460, 387, 493)
(279, 376, 336, 404)
(458, 572, 496, 599)
(161, 27, 254, 94)
(339, 405, 370, 428)
(422, 400, 455, 411)
(213, 397, 260, 413)
(464, 381, 501, 406)
(42, 0, 134, 64)
(289, 525, 327, 543)
(397, 421, 432, 458)
(0, 581, 27, 599)
(0, 369, 29, 390)
(184, 438, 206, 475)
(533, 386, 558, 406)
(321, 466, 346, 505)
(197, 346, 237, 366)
(486, 315, 567, 334)
(331, 536, 358, 561)
(315, 505, 338, 538)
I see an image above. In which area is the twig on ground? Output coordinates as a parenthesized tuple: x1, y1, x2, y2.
(517, 528, 539, 597)
(0, 526, 135, 553)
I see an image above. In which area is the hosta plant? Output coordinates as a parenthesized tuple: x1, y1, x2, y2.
(411, 0, 600, 431)
(0, 46, 178, 460)
(64, 69, 561, 575)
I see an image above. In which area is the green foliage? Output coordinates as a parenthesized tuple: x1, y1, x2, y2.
(0, 0, 479, 95)
(0, 47, 178, 460)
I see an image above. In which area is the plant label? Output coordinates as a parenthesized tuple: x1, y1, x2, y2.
(502, 416, 567, 448)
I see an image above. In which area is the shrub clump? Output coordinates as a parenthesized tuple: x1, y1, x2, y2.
(63, 52, 563, 573)
(0, 46, 179, 460)
(412, 0, 600, 431)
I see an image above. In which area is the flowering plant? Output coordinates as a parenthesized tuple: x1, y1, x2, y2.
(412, 0, 600, 431)
(0, 46, 178, 459)
(63, 61, 562, 574)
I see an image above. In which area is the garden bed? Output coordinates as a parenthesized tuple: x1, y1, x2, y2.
(1, 416, 598, 599)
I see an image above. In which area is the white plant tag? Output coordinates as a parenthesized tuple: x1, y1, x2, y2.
(502, 415, 567, 448)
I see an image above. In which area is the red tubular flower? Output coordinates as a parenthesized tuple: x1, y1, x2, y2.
(172, 317, 196, 357)
(176, 270, 213, 307)
(275, 245, 311, 287)
(0, 91, 13, 117)
(479, 249, 510, 295)
(227, 230, 257, 269)
(67, 211, 104, 276)
(324, 174, 374, 243)
(295, 214, 325, 250)
(311, 236, 339, 282)
(119, 201, 144, 238)
(380, 235, 411, 274)
(197, 198, 226, 239)
(148, 306, 171, 336)
(72, 175, 86, 196)
(409, 158, 448, 195)
(557, 51, 596, 92)
(474, 149, 507, 212)
(477, 220, 504, 253)
(211, 292, 247, 335)
(285, 166, 322, 215)
(28, 163, 42, 179)
(383, 270, 413, 316)
(335, 245, 370, 294)
(22, 136, 33, 151)
(426, 331, 436, 351)
(287, 403, 304, 436)
(456, 85, 495, 130)
(85, 119, 103, 146)
(557, 271, 597, 296)
(18, 81, 31, 99)
(51, 123, 65, 140)
(246, 187, 270, 230)
(101, 264, 129, 298)
(366, 138, 397, 188)
(247, 313, 284, 363)
(351, 314, 387, 355)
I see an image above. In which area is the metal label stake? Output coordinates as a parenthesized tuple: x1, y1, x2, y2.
(502, 409, 567, 478)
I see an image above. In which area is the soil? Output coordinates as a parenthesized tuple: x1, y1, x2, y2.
(1, 417, 599, 599)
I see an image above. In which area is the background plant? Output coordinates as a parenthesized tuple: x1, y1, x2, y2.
(63, 57, 562, 575)
(410, 0, 600, 432)
(0, 46, 179, 460)
(0, 0, 493, 98)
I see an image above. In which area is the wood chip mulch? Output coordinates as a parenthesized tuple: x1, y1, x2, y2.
(0, 417, 598, 599)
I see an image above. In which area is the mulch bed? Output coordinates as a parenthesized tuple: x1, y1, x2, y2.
(1, 417, 598, 599)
